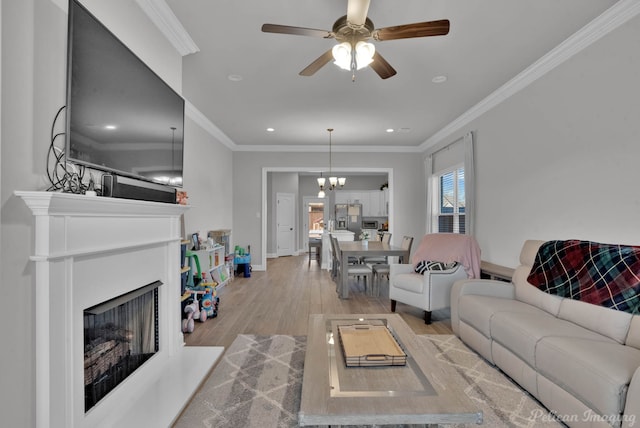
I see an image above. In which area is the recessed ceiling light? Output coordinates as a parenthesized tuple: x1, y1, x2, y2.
(228, 74, 243, 82)
(104, 125, 117, 130)
(386, 128, 394, 133)
(432, 75, 447, 83)
(266, 128, 275, 132)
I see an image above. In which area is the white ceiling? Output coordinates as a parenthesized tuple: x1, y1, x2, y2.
(163, 0, 618, 151)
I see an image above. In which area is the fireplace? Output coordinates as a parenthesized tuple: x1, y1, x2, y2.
(17, 191, 223, 428)
(84, 281, 161, 411)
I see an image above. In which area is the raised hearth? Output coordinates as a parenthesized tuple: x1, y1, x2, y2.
(17, 191, 223, 428)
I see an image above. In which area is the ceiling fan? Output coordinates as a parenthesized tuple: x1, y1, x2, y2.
(261, 0, 449, 80)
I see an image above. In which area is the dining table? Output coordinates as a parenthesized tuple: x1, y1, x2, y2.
(337, 240, 410, 299)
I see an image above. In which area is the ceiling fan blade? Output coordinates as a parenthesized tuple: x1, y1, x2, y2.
(299, 49, 334, 76)
(346, 0, 371, 27)
(373, 19, 450, 41)
(261, 23, 333, 39)
(370, 51, 397, 79)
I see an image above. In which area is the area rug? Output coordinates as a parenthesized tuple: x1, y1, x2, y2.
(173, 334, 563, 427)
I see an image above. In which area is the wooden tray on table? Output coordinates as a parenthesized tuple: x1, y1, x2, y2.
(338, 324, 407, 367)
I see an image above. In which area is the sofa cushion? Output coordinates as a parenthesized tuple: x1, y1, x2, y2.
(490, 311, 616, 368)
(457, 295, 543, 339)
(513, 265, 563, 316)
(536, 336, 640, 417)
(558, 298, 633, 344)
(627, 315, 640, 349)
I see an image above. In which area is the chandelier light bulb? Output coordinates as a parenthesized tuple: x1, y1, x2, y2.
(332, 42, 352, 71)
(338, 177, 346, 187)
(355, 41, 375, 70)
(317, 176, 326, 189)
(318, 190, 326, 198)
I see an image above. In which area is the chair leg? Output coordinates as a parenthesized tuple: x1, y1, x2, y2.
(424, 311, 432, 325)
(390, 299, 397, 312)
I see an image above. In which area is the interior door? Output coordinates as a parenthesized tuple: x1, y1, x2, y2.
(276, 192, 295, 256)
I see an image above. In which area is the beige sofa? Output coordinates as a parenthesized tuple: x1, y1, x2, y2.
(451, 240, 640, 428)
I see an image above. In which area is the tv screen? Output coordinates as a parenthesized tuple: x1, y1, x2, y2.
(65, 0, 184, 187)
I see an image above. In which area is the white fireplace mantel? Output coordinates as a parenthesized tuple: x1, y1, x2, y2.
(17, 191, 223, 428)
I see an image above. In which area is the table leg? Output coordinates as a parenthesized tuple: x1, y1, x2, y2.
(340, 251, 349, 299)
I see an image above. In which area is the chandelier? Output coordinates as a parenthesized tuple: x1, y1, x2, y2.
(317, 128, 346, 198)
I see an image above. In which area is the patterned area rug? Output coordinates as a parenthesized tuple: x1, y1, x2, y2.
(173, 334, 563, 427)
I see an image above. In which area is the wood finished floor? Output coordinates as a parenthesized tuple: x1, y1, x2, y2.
(184, 254, 453, 349)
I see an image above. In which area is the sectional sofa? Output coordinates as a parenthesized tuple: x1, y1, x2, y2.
(451, 240, 640, 428)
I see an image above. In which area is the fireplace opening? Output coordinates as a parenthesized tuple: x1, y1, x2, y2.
(83, 280, 161, 412)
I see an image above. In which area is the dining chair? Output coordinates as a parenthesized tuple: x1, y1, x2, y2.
(371, 235, 413, 295)
(308, 237, 322, 267)
(330, 236, 373, 294)
(362, 232, 392, 265)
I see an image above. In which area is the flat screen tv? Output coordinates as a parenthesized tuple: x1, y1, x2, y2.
(65, 0, 184, 188)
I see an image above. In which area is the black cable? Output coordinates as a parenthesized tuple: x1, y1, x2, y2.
(46, 106, 92, 194)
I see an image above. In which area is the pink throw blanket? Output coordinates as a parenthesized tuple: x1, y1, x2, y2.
(411, 233, 481, 278)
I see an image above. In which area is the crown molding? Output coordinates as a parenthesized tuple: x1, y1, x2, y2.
(233, 144, 422, 153)
(419, 0, 640, 151)
(185, 101, 237, 150)
(135, 0, 199, 56)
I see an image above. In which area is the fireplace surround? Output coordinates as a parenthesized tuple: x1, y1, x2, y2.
(17, 191, 223, 428)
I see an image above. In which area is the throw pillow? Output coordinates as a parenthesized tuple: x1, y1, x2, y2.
(414, 260, 458, 274)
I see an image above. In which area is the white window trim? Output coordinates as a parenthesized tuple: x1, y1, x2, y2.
(425, 131, 475, 236)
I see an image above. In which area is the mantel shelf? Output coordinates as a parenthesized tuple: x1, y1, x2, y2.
(15, 190, 189, 217)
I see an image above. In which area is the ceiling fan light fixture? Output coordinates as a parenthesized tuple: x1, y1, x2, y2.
(332, 42, 352, 71)
(355, 41, 375, 70)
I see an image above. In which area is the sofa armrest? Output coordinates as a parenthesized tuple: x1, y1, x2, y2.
(389, 263, 415, 277)
(450, 279, 515, 336)
(623, 366, 640, 428)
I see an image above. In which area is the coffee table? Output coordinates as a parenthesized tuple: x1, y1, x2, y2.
(299, 314, 483, 426)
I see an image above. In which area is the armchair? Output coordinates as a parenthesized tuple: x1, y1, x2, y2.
(389, 233, 481, 324)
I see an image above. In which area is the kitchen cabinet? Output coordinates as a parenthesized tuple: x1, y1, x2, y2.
(337, 190, 383, 216)
(336, 190, 388, 216)
(368, 191, 381, 216)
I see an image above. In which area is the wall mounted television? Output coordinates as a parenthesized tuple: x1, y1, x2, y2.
(65, 0, 184, 189)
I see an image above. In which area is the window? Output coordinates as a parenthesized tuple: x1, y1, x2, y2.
(426, 131, 474, 235)
(437, 167, 465, 234)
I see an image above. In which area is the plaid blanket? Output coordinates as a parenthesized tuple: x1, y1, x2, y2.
(527, 240, 640, 314)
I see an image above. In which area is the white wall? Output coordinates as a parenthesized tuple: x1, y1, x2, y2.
(0, 1, 229, 425)
(431, 13, 640, 268)
(181, 115, 233, 240)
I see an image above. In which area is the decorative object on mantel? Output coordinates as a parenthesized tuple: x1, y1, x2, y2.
(317, 128, 345, 198)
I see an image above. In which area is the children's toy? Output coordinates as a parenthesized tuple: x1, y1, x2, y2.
(199, 286, 220, 318)
(182, 295, 207, 333)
